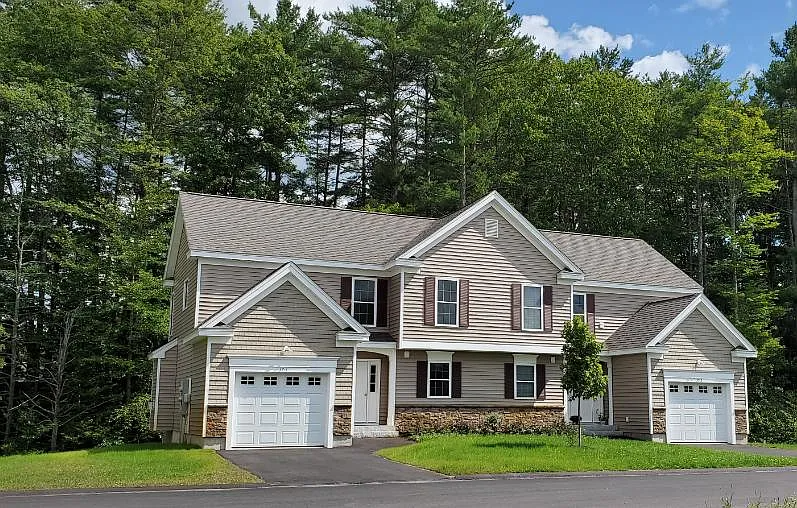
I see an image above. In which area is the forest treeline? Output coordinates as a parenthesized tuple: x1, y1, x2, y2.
(2, 0, 797, 451)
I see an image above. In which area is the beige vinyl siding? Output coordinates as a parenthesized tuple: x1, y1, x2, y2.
(155, 347, 178, 432)
(357, 351, 389, 425)
(396, 350, 564, 407)
(171, 227, 198, 339)
(174, 339, 207, 436)
(592, 292, 665, 341)
(403, 208, 569, 348)
(198, 264, 395, 337)
(207, 282, 354, 407)
(611, 354, 650, 435)
(651, 311, 746, 409)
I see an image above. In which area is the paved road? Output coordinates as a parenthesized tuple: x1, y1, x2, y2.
(3, 468, 796, 508)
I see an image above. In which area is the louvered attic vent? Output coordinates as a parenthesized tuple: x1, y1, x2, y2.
(485, 218, 499, 238)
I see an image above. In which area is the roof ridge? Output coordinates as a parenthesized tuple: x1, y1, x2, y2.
(541, 229, 646, 242)
(180, 191, 439, 221)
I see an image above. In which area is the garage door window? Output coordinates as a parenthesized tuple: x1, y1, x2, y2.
(241, 376, 255, 385)
(699, 385, 708, 393)
(286, 376, 300, 386)
(264, 376, 277, 386)
(713, 386, 722, 394)
(669, 384, 678, 393)
(308, 377, 321, 386)
(683, 385, 693, 393)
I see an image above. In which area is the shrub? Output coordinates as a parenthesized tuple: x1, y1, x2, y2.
(102, 394, 160, 446)
(749, 391, 797, 444)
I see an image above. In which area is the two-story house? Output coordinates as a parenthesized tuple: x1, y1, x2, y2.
(148, 191, 756, 449)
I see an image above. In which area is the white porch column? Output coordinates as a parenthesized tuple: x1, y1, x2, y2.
(387, 348, 397, 426)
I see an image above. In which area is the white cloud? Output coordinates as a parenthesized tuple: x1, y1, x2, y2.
(223, 0, 367, 25)
(648, 3, 660, 14)
(788, 0, 794, 9)
(676, 0, 728, 12)
(631, 50, 691, 78)
(743, 63, 761, 77)
(519, 15, 633, 59)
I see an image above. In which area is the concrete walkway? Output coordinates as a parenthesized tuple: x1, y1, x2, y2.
(219, 438, 444, 485)
(687, 443, 797, 457)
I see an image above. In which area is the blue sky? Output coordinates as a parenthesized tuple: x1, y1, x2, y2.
(223, 0, 794, 80)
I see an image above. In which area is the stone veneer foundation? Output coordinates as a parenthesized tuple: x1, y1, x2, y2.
(206, 406, 227, 438)
(334, 406, 352, 436)
(652, 408, 666, 434)
(394, 406, 564, 434)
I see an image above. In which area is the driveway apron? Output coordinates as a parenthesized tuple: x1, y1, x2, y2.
(219, 438, 444, 485)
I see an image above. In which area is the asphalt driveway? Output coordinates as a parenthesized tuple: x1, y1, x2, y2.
(689, 443, 797, 457)
(219, 438, 444, 485)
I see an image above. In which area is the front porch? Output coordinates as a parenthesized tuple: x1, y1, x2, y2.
(353, 343, 399, 438)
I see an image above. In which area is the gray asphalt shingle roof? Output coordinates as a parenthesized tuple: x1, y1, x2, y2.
(542, 231, 702, 289)
(604, 295, 698, 351)
(178, 192, 702, 289)
(179, 192, 436, 265)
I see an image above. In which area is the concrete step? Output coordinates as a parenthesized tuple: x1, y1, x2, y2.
(579, 423, 623, 437)
(352, 425, 400, 438)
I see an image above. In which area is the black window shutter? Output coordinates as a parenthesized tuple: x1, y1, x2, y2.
(536, 364, 546, 400)
(340, 276, 352, 312)
(543, 286, 553, 332)
(504, 363, 514, 399)
(376, 278, 389, 327)
(452, 362, 462, 398)
(586, 293, 596, 333)
(416, 361, 428, 398)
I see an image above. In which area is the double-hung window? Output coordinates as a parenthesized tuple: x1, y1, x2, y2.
(572, 292, 586, 323)
(514, 354, 537, 399)
(436, 279, 459, 326)
(352, 278, 377, 326)
(427, 352, 452, 398)
(522, 284, 543, 331)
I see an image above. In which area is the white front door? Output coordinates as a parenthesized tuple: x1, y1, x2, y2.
(667, 382, 730, 443)
(568, 396, 605, 423)
(231, 372, 327, 447)
(354, 360, 380, 424)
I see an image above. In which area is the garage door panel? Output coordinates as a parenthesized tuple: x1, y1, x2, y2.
(232, 372, 328, 448)
(667, 382, 730, 444)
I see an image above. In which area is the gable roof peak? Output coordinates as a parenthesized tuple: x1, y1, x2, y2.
(396, 190, 582, 274)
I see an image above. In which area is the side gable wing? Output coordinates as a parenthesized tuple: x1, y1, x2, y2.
(199, 262, 369, 340)
(648, 294, 756, 354)
(396, 191, 582, 275)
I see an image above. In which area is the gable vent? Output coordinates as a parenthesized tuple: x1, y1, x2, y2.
(485, 218, 499, 238)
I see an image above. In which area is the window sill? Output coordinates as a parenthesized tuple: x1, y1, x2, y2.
(434, 323, 459, 328)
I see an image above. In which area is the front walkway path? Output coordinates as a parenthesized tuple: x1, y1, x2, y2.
(219, 438, 444, 485)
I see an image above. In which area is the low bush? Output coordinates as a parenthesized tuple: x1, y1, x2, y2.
(749, 391, 797, 444)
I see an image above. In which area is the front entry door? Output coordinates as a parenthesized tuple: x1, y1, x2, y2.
(568, 396, 605, 423)
(354, 360, 380, 424)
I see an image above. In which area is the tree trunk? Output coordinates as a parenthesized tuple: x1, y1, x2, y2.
(577, 397, 582, 447)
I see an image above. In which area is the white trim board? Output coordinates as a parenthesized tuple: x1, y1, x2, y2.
(401, 339, 562, 355)
(396, 191, 582, 274)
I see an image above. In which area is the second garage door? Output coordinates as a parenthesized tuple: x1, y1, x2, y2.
(667, 382, 729, 443)
(231, 372, 328, 448)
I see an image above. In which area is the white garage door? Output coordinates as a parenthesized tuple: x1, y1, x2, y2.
(232, 372, 327, 447)
(667, 382, 729, 443)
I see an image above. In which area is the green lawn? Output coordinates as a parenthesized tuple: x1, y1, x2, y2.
(0, 444, 260, 491)
(377, 434, 797, 475)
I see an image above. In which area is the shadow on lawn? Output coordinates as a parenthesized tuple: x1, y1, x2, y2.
(85, 443, 198, 454)
(475, 441, 548, 450)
